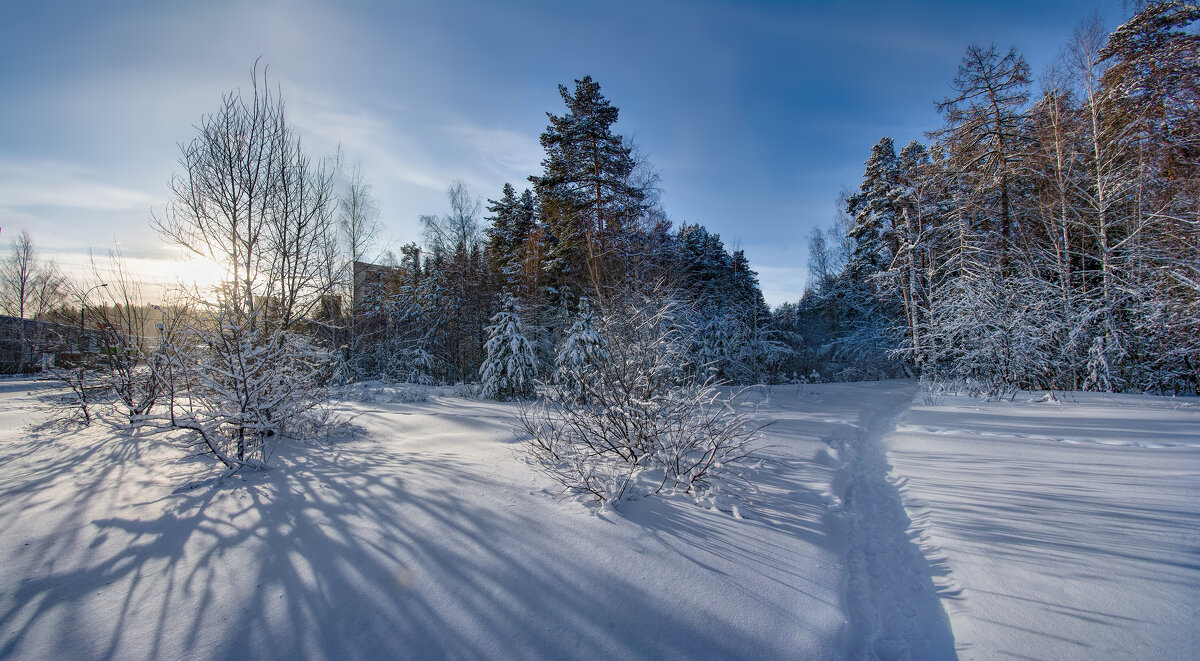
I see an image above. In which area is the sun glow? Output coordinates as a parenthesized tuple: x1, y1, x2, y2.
(152, 254, 227, 298)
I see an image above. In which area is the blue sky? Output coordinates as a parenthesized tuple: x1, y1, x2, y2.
(1, 0, 1125, 305)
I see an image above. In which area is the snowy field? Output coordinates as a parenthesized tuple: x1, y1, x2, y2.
(0, 378, 1196, 660)
(886, 390, 1200, 660)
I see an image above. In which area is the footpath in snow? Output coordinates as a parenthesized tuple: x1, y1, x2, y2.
(825, 382, 956, 660)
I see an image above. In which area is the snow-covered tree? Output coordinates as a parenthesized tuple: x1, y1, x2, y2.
(520, 293, 761, 508)
(934, 42, 1031, 257)
(480, 293, 539, 400)
(847, 137, 901, 282)
(161, 301, 332, 469)
(695, 311, 732, 378)
(554, 296, 606, 400)
(145, 65, 339, 467)
(485, 183, 538, 296)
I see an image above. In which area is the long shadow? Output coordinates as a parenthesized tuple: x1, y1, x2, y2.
(887, 405, 1200, 658)
(0, 423, 804, 660)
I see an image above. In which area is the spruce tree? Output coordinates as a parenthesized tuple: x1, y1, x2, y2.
(484, 183, 537, 296)
(480, 293, 539, 400)
(846, 137, 901, 283)
(554, 296, 607, 400)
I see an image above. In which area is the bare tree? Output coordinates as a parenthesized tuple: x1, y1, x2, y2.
(85, 248, 160, 430)
(151, 61, 338, 330)
(421, 179, 481, 258)
(336, 162, 383, 374)
(0, 230, 67, 372)
(148, 62, 340, 469)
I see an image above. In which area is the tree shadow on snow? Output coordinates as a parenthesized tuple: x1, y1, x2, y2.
(0, 428, 786, 660)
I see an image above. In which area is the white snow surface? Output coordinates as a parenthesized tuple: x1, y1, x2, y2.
(0, 377, 1196, 660)
(886, 389, 1200, 660)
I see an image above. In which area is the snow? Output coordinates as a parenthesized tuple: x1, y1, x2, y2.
(886, 390, 1200, 660)
(0, 377, 1196, 660)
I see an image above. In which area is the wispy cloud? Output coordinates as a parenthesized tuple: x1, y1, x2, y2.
(286, 86, 542, 202)
(444, 123, 543, 183)
(0, 158, 154, 210)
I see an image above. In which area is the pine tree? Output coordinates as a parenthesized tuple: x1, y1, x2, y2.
(532, 76, 644, 295)
(480, 293, 539, 400)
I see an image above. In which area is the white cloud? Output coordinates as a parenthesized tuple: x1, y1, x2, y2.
(277, 84, 547, 240)
(0, 158, 154, 210)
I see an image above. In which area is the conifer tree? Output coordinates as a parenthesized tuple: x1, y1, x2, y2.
(846, 137, 901, 283)
(484, 183, 537, 296)
(532, 76, 644, 295)
(480, 293, 539, 400)
(554, 296, 607, 400)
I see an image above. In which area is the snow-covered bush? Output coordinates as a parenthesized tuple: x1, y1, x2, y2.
(925, 272, 1071, 397)
(480, 293, 539, 400)
(520, 294, 763, 507)
(335, 381, 429, 404)
(450, 382, 482, 399)
(160, 307, 334, 469)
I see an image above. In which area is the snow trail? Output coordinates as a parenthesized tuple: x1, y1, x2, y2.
(829, 381, 956, 661)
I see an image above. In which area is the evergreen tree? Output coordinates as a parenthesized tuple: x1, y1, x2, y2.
(484, 183, 537, 296)
(846, 137, 901, 283)
(696, 311, 732, 378)
(554, 296, 607, 400)
(480, 293, 539, 400)
(675, 223, 733, 302)
(532, 76, 645, 296)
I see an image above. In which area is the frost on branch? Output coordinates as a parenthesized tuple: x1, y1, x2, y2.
(520, 294, 763, 507)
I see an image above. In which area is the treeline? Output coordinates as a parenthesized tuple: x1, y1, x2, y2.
(339, 76, 779, 388)
(6, 1, 1196, 416)
(776, 2, 1200, 394)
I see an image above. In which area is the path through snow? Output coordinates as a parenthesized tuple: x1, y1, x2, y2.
(824, 381, 956, 660)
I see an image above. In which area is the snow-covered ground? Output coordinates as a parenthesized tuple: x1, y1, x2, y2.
(885, 390, 1200, 660)
(0, 378, 1196, 660)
